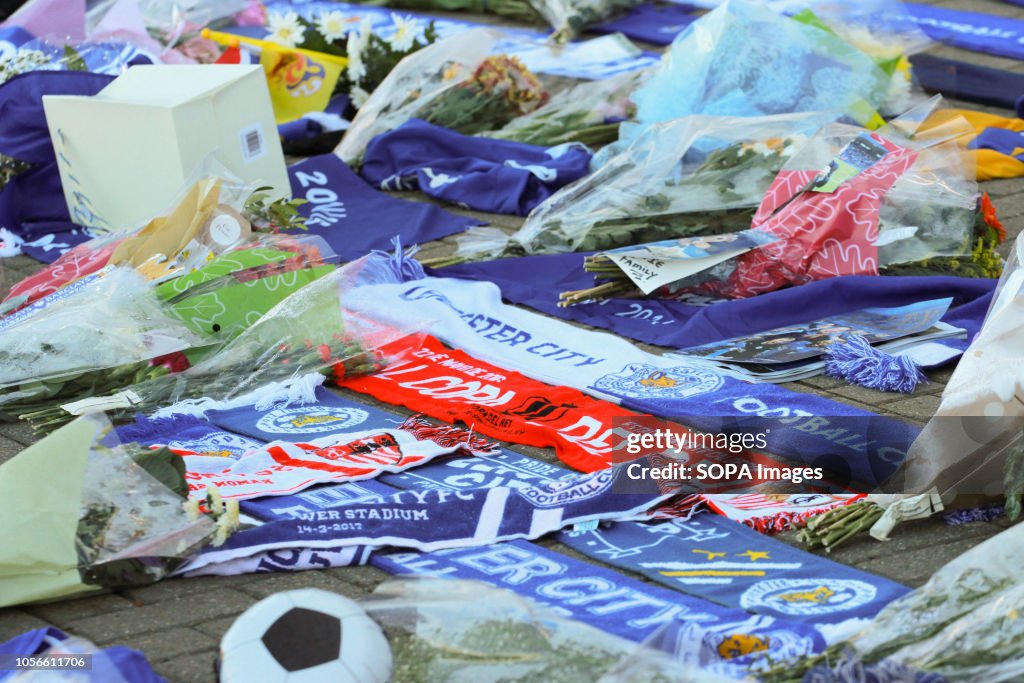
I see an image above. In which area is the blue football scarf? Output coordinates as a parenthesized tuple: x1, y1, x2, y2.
(117, 414, 264, 458)
(903, 3, 1024, 60)
(363, 437, 908, 637)
(558, 514, 908, 634)
(187, 463, 669, 570)
(192, 392, 895, 649)
(206, 385, 404, 443)
(360, 119, 592, 216)
(0, 72, 115, 262)
(374, 542, 825, 674)
(909, 54, 1024, 112)
(438, 256, 994, 361)
(285, 154, 480, 262)
(593, 3, 699, 45)
(345, 276, 921, 486)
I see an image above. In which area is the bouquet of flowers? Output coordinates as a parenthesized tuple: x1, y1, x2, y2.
(0, 414, 234, 608)
(763, 520, 1024, 682)
(20, 255, 420, 432)
(457, 112, 823, 261)
(365, 579, 727, 683)
(264, 9, 439, 105)
(336, 29, 514, 163)
(350, 0, 541, 26)
(528, 0, 643, 42)
(485, 68, 645, 149)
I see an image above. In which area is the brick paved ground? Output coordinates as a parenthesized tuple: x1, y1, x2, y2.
(0, 1, 1022, 680)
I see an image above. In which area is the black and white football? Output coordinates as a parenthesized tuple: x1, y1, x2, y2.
(219, 588, 392, 683)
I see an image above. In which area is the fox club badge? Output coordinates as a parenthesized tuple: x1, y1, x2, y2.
(592, 363, 725, 400)
(740, 578, 877, 616)
(255, 406, 371, 435)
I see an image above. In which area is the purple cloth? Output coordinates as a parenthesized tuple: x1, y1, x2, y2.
(437, 253, 995, 355)
(361, 119, 592, 216)
(0, 628, 167, 682)
(0, 71, 114, 262)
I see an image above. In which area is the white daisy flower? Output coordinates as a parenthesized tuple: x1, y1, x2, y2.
(346, 30, 367, 83)
(315, 10, 348, 42)
(266, 11, 305, 48)
(351, 85, 370, 108)
(389, 14, 419, 52)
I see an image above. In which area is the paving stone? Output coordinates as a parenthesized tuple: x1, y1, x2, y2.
(856, 536, 996, 587)
(26, 592, 135, 625)
(99, 626, 216, 660)
(191, 615, 239, 642)
(0, 433, 27, 466)
(237, 569, 362, 600)
(0, 420, 41, 448)
(824, 383, 911, 407)
(887, 395, 943, 422)
(63, 588, 254, 644)
(151, 649, 219, 683)
(122, 575, 273, 606)
(0, 610, 53, 642)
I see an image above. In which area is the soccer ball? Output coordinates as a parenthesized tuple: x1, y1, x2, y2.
(219, 588, 392, 683)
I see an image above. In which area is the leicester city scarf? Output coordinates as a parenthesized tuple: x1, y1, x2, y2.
(558, 513, 908, 638)
(373, 445, 906, 639)
(360, 119, 592, 216)
(184, 463, 670, 572)
(438, 257, 995, 364)
(117, 414, 264, 459)
(206, 385, 404, 442)
(285, 154, 480, 262)
(345, 276, 920, 486)
(903, 3, 1024, 61)
(375, 542, 825, 676)
(180, 415, 494, 501)
(341, 333, 638, 472)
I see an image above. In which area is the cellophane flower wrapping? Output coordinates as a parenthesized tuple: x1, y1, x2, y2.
(484, 68, 647, 148)
(598, 0, 895, 166)
(335, 28, 498, 165)
(525, 0, 643, 42)
(0, 267, 203, 394)
(647, 98, 978, 300)
(458, 112, 828, 259)
(0, 413, 215, 608)
(892, 233, 1024, 514)
(838, 522, 1024, 682)
(362, 579, 729, 683)
(98, 254, 426, 417)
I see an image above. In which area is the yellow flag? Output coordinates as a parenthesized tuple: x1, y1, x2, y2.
(260, 45, 345, 124)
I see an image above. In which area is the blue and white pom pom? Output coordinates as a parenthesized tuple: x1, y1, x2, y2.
(824, 334, 926, 393)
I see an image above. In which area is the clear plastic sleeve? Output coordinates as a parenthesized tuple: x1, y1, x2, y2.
(335, 29, 499, 165)
(0, 267, 203, 392)
(525, 0, 643, 42)
(361, 578, 735, 683)
(485, 68, 648, 148)
(459, 112, 829, 259)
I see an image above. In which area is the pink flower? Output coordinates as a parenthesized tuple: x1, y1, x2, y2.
(234, 0, 268, 27)
(175, 36, 222, 64)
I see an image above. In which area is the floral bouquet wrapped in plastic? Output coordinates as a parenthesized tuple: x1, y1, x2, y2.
(597, 0, 907, 166)
(364, 579, 732, 682)
(526, 0, 643, 42)
(484, 68, 647, 149)
(458, 112, 827, 260)
(336, 29, 548, 163)
(0, 414, 232, 608)
(764, 520, 1024, 682)
(560, 99, 985, 304)
(26, 255, 422, 431)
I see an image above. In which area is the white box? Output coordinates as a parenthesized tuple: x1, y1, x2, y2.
(43, 65, 290, 232)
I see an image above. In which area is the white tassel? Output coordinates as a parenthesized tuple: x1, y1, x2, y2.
(151, 373, 327, 420)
